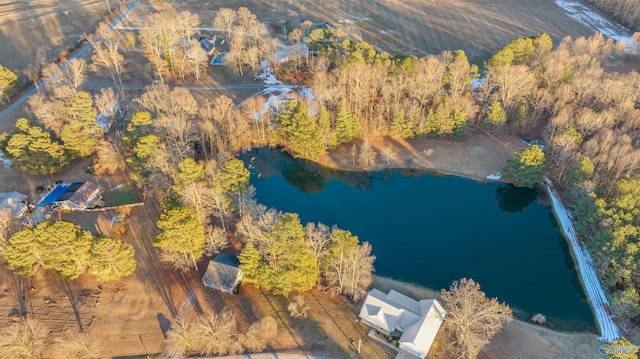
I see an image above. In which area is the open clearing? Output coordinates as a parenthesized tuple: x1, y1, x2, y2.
(0, 0, 108, 72)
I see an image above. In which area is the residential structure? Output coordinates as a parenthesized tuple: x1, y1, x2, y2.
(38, 181, 103, 211)
(359, 289, 446, 359)
(202, 252, 243, 294)
(0, 191, 28, 217)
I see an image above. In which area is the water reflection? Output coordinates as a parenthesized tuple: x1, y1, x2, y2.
(494, 184, 537, 213)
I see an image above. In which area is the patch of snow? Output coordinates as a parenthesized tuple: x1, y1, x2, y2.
(0, 150, 12, 169)
(553, 0, 637, 51)
(255, 60, 281, 85)
(486, 172, 502, 180)
(298, 87, 316, 101)
(546, 183, 620, 343)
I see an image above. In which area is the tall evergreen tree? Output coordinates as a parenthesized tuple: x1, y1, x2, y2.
(502, 145, 546, 188)
(333, 106, 360, 145)
(0, 64, 19, 100)
(278, 102, 325, 160)
(88, 236, 137, 282)
(1, 119, 69, 175)
(61, 91, 103, 158)
(154, 203, 206, 271)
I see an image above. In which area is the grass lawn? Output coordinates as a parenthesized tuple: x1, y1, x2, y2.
(103, 187, 143, 207)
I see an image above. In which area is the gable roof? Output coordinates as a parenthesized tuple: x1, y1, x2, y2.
(359, 289, 446, 358)
(58, 182, 99, 204)
(202, 253, 242, 290)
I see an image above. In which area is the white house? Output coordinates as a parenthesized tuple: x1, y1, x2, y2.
(359, 289, 446, 359)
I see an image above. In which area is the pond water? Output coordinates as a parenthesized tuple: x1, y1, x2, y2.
(242, 148, 596, 332)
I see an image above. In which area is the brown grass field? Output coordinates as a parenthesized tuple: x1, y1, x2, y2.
(0, 0, 622, 358)
(0, 0, 109, 72)
(146, 0, 597, 64)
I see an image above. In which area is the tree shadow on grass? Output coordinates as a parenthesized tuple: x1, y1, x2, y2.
(259, 289, 355, 358)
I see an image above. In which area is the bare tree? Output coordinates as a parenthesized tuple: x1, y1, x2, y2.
(187, 42, 209, 81)
(93, 139, 126, 174)
(213, 8, 237, 40)
(94, 88, 119, 129)
(380, 144, 398, 165)
(305, 222, 331, 270)
(288, 28, 304, 45)
(90, 29, 125, 98)
(195, 310, 238, 356)
(287, 295, 309, 318)
(166, 315, 198, 357)
(441, 278, 513, 359)
(204, 226, 228, 256)
(0, 319, 49, 359)
(61, 58, 86, 94)
(358, 140, 377, 169)
(0, 208, 14, 250)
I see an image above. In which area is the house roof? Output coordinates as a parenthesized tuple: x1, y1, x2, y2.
(0, 191, 27, 216)
(58, 182, 99, 204)
(202, 253, 242, 290)
(359, 289, 446, 358)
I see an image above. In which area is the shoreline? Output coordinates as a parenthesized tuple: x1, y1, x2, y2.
(372, 275, 603, 359)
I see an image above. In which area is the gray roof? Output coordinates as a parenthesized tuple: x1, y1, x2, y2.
(0, 191, 27, 216)
(203, 253, 242, 290)
(60, 182, 99, 205)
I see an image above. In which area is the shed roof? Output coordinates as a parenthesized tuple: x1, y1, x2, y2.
(203, 253, 242, 290)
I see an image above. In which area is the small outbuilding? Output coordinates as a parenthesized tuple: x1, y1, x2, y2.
(0, 191, 28, 217)
(202, 252, 243, 294)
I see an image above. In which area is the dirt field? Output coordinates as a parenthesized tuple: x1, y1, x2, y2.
(0, 0, 109, 72)
(317, 128, 527, 180)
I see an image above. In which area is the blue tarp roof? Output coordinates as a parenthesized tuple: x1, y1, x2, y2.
(38, 184, 69, 207)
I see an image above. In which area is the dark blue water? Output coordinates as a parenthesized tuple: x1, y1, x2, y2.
(242, 148, 596, 332)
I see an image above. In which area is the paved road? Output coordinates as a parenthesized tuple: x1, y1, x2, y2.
(82, 82, 293, 90)
(198, 354, 327, 359)
(0, 0, 142, 120)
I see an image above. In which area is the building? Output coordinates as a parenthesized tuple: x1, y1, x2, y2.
(359, 289, 446, 359)
(0, 191, 28, 217)
(202, 252, 243, 294)
(38, 182, 103, 211)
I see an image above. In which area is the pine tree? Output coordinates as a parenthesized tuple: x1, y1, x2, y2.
(483, 101, 507, 129)
(333, 106, 360, 145)
(502, 145, 546, 188)
(278, 102, 325, 160)
(238, 242, 263, 285)
(0, 64, 19, 100)
(61, 91, 103, 158)
(154, 204, 206, 271)
(88, 236, 137, 282)
(3, 221, 92, 280)
(1, 119, 69, 175)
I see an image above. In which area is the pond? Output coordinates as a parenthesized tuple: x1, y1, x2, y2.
(242, 148, 596, 332)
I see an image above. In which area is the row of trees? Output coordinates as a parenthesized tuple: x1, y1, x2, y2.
(166, 310, 277, 357)
(2, 220, 136, 282)
(586, 0, 640, 31)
